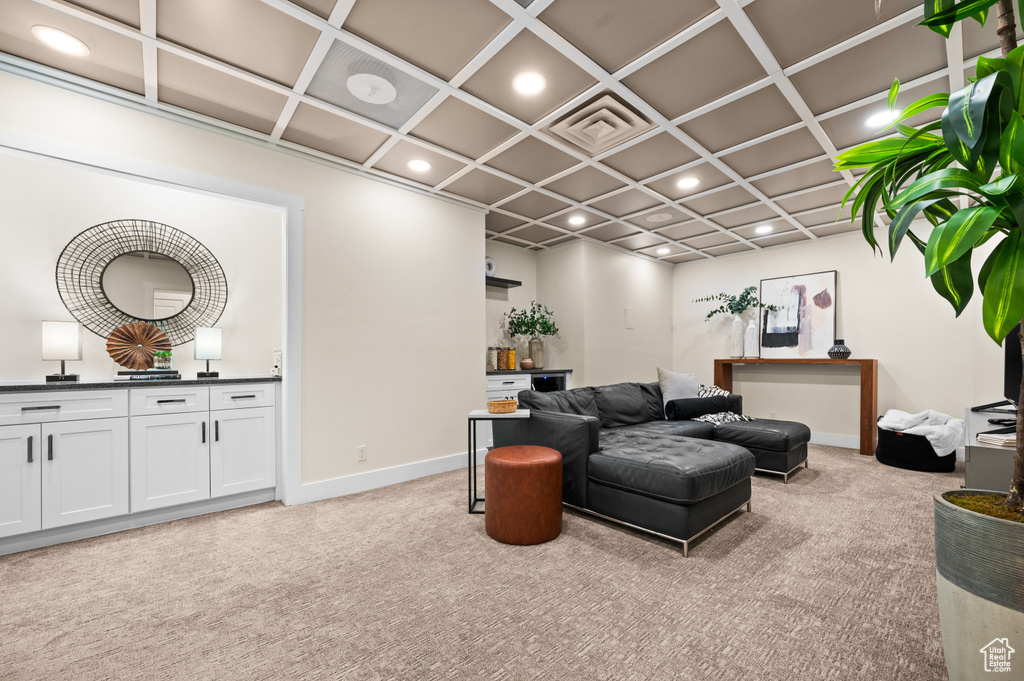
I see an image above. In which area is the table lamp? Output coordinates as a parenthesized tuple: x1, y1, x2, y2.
(42, 320, 82, 382)
(195, 327, 222, 378)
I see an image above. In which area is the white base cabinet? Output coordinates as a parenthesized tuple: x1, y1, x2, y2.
(0, 418, 129, 537)
(211, 406, 276, 497)
(130, 412, 211, 512)
(0, 425, 41, 538)
(0, 380, 278, 553)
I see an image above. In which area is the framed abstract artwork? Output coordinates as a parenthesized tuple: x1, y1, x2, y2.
(759, 270, 837, 359)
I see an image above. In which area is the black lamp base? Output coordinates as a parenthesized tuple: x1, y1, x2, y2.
(46, 373, 79, 383)
(197, 371, 219, 378)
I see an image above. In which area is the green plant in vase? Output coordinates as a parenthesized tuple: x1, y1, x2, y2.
(506, 301, 559, 370)
(835, 2, 1024, 675)
(695, 286, 780, 358)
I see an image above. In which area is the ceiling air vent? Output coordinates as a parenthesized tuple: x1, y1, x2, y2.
(544, 92, 655, 157)
(306, 40, 438, 130)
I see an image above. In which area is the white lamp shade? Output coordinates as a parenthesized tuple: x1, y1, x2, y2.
(41, 321, 82, 361)
(194, 327, 222, 361)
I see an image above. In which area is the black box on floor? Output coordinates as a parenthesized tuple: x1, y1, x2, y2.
(875, 422, 956, 473)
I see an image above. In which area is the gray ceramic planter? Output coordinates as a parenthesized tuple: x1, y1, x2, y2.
(934, 491, 1024, 680)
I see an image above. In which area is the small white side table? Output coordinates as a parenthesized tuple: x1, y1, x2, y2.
(467, 409, 530, 513)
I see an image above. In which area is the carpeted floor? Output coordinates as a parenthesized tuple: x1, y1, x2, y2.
(0, 445, 960, 681)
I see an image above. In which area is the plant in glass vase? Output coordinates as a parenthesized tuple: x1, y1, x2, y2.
(506, 301, 559, 370)
(835, 2, 1023, 676)
(695, 286, 780, 358)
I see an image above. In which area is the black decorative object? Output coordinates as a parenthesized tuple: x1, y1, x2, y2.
(828, 339, 852, 359)
(55, 219, 227, 346)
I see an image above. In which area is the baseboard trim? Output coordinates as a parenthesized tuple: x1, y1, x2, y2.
(809, 432, 860, 449)
(300, 449, 487, 504)
(0, 488, 276, 556)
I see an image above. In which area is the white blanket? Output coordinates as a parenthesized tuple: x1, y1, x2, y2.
(877, 409, 965, 457)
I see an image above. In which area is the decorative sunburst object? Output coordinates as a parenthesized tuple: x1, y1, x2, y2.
(106, 322, 171, 370)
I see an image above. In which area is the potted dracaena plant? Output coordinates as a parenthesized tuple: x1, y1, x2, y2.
(835, 1, 1023, 677)
(505, 301, 559, 370)
(694, 286, 780, 358)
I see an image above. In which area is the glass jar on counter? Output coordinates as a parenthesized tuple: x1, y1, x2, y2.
(497, 347, 508, 371)
(486, 347, 497, 371)
(507, 347, 516, 371)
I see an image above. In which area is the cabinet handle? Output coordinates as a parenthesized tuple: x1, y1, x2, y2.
(21, 405, 61, 412)
(157, 399, 187, 404)
(502, 381, 515, 385)
(27, 435, 33, 464)
(230, 395, 257, 400)
(215, 420, 219, 442)
(202, 421, 206, 444)
(47, 434, 53, 461)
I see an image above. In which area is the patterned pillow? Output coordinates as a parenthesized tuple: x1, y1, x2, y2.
(693, 411, 755, 425)
(698, 384, 731, 398)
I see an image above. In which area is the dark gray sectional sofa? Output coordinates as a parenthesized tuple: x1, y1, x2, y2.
(492, 381, 758, 556)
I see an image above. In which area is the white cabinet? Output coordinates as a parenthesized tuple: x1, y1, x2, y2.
(486, 374, 531, 401)
(211, 406, 276, 497)
(0, 415, 129, 536)
(42, 418, 129, 529)
(0, 425, 41, 538)
(130, 412, 210, 512)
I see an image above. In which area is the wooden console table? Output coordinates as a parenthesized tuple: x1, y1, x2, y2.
(714, 358, 879, 456)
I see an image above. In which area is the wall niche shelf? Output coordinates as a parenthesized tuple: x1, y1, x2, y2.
(485, 276, 521, 289)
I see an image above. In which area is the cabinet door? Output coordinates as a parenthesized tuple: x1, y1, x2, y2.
(130, 412, 210, 512)
(0, 424, 41, 538)
(211, 406, 276, 498)
(42, 418, 129, 529)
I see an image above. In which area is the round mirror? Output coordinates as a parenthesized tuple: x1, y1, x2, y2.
(101, 251, 194, 321)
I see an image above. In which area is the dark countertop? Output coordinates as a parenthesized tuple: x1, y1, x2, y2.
(0, 375, 282, 392)
(486, 369, 573, 375)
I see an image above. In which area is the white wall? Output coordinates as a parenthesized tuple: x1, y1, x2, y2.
(673, 231, 1003, 442)
(537, 241, 673, 387)
(485, 241, 537, 363)
(0, 150, 283, 381)
(0, 71, 483, 487)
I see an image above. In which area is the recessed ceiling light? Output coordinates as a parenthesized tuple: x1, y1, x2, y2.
(568, 215, 586, 227)
(646, 213, 673, 223)
(864, 109, 901, 129)
(406, 159, 432, 172)
(676, 176, 700, 190)
(755, 224, 774, 235)
(32, 26, 89, 57)
(656, 247, 671, 255)
(347, 72, 397, 105)
(512, 72, 546, 96)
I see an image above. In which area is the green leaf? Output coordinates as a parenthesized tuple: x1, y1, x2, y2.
(979, 238, 1002, 291)
(976, 56, 1006, 81)
(889, 198, 942, 260)
(924, 206, 1002, 275)
(887, 78, 900, 110)
(1001, 111, 1024, 175)
(931, 249, 975, 316)
(983, 231, 1024, 342)
(981, 173, 1024, 195)
(945, 71, 1013, 151)
(886, 93, 950, 130)
(834, 136, 939, 168)
(921, 0, 1000, 28)
(888, 168, 985, 210)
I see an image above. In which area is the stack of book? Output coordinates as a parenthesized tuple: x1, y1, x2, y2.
(977, 432, 1016, 447)
(115, 370, 180, 381)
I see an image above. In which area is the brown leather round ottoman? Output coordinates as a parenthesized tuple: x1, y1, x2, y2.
(485, 445, 562, 545)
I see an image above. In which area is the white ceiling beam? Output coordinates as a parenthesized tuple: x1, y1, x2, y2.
(139, 0, 157, 102)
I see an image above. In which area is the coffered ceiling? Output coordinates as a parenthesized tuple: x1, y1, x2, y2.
(0, 0, 1014, 264)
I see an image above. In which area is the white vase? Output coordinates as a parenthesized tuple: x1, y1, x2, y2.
(730, 315, 744, 358)
(529, 337, 545, 370)
(744, 320, 758, 358)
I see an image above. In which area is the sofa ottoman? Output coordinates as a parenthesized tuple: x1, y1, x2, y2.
(713, 419, 811, 483)
(585, 436, 754, 555)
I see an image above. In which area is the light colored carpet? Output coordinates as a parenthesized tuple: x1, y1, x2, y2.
(0, 445, 959, 681)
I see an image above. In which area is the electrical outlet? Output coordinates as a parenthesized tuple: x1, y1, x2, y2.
(356, 445, 367, 463)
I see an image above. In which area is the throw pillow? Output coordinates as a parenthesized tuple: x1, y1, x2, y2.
(657, 367, 700, 407)
(698, 384, 731, 397)
(694, 411, 755, 425)
(664, 396, 732, 420)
